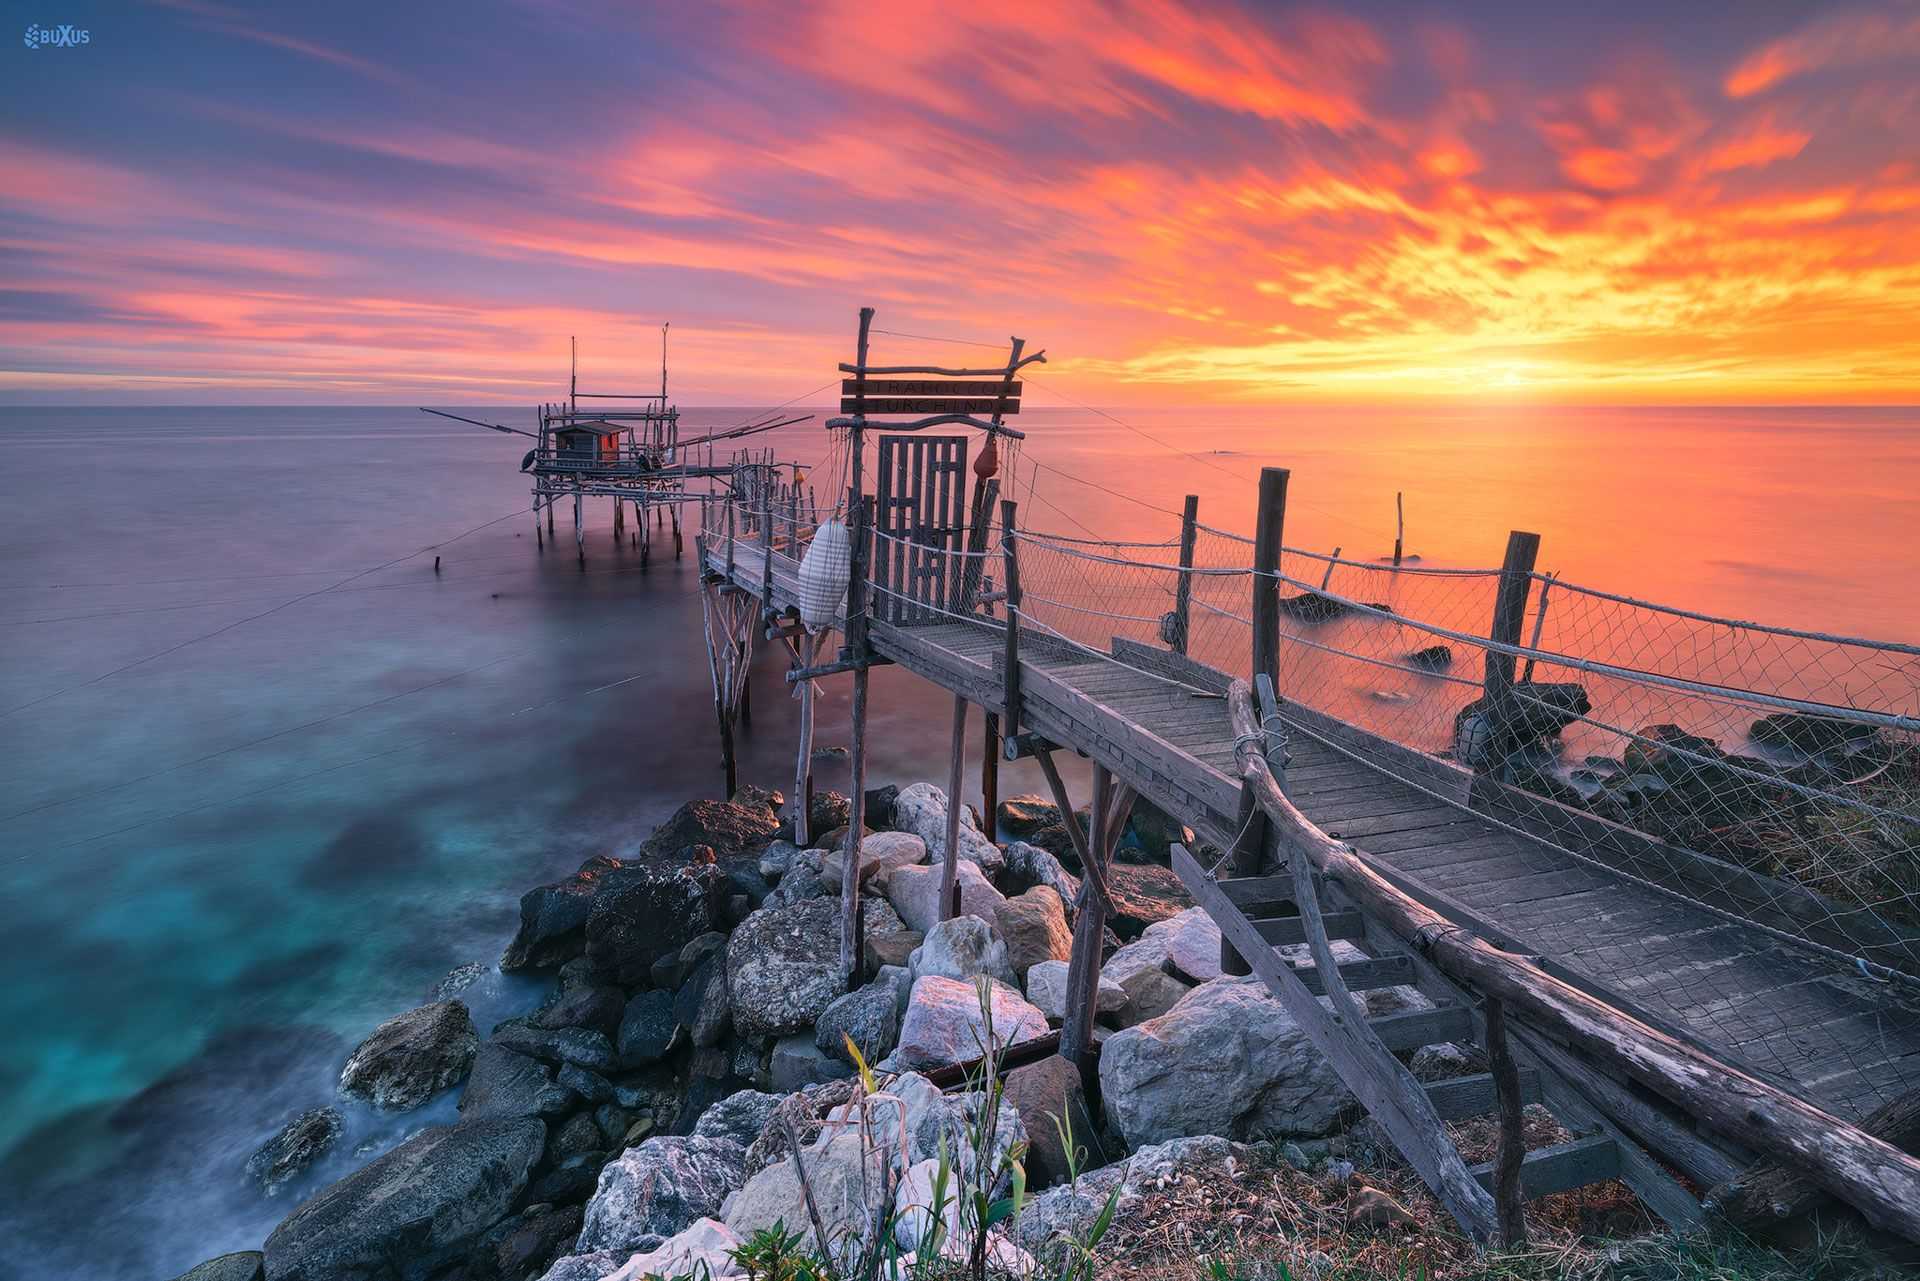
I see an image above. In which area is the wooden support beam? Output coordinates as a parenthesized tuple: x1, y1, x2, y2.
(1062, 766, 1134, 1070)
(1481, 530, 1541, 771)
(1425, 1069, 1542, 1122)
(981, 709, 1000, 841)
(940, 694, 967, 923)
(1470, 1137, 1619, 1201)
(1226, 469, 1286, 975)
(1486, 997, 1530, 1246)
(1000, 498, 1023, 740)
(838, 493, 874, 985)
(794, 633, 817, 848)
(1219, 678, 1920, 1244)
(785, 654, 894, 683)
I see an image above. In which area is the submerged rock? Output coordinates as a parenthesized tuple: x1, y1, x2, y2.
(245, 1106, 343, 1197)
(263, 1117, 544, 1281)
(338, 1000, 478, 1111)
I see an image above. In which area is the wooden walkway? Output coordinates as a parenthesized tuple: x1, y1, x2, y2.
(708, 537, 1920, 1220)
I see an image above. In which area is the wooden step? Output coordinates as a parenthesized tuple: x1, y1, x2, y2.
(1218, 873, 1322, 916)
(1253, 909, 1366, 945)
(1288, 953, 1414, 996)
(1469, 1135, 1620, 1199)
(1422, 1069, 1542, 1121)
(1369, 1005, 1474, 1052)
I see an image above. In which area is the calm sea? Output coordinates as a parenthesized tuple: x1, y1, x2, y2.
(1, 404, 1915, 1278)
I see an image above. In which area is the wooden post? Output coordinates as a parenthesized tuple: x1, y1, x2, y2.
(940, 694, 967, 922)
(794, 633, 816, 848)
(1062, 766, 1135, 1072)
(1319, 546, 1340, 591)
(981, 709, 1000, 840)
(671, 503, 682, 559)
(1486, 997, 1529, 1247)
(725, 494, 736, 580)
(1224, 468, 1285, 975)
(759, 480, 774, 604)
(1394, 491, 1404, 566)
(1170, 494, 1198, 654)
(534, 496, 543, 547)
(573, 492, 585, 565)
(838, 495, 874, 982)
(1482, 531, 1542, 774)
(999, 499, 1023, 744)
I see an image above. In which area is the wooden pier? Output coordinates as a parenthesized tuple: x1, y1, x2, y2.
(695, 309, 1920, 1246)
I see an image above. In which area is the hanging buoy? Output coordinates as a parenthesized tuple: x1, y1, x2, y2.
(974, 435, 999, 480)
(797, 519, 851, 632)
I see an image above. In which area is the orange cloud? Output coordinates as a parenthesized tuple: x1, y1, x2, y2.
(1726, 6, 1920, 97)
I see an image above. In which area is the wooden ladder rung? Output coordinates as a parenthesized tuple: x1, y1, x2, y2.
(1254, 909, 1366, 944)
(1218, 872, 1322, 915)
(1369, 1004, 1475, 1052)
(1469, 1135, 1620, 1200)
(1422, 1069, 1542, 1122)
(1288, 954, 1414, 996)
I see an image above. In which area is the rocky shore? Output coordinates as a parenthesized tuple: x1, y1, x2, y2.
(164, 776, 1748, 1281)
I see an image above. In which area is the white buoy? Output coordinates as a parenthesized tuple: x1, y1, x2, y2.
(797, 519, 851, 633)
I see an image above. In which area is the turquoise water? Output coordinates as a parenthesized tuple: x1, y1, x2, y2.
(2, 404, 1914, 1278)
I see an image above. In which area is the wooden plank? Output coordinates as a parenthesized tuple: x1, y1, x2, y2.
(1111, 636, 1232, 695)
(840, 397, 1021, 416)
(1255, 909, 1367, 945)
(1425, 1069, 1542, 1121)
(1370, 1004, 1476, 1052)
(1470, 1136, 1619, 1200)
(842, 379, 1022, 398)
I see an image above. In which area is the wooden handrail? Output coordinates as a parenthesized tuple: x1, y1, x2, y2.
(1220, 680, 1920, 1244)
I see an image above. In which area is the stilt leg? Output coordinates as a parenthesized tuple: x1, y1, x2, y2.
(672, 504, 683, 559)
(840, 664, 869, 981)
(981, 709, 1000, 840)
(794, 633, 816, 847)
(574, 493, 584, 566)
(940, 694, 966, 922)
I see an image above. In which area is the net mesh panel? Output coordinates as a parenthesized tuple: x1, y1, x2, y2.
(720, 454, 1920, 1121)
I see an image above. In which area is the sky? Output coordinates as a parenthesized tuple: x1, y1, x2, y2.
(2, 1, 1919, 406)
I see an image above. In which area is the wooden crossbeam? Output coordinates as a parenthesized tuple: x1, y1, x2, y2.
(842, 379, 1022, 398)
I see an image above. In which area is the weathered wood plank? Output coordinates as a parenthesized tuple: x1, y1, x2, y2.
(1425, 1069, 1542, 1121)
(1255, 910, 1367, 945)
(842, 397, 1021, 416)
(842, 379, 1022, 398)
(1470, 1136, 1619, 1200)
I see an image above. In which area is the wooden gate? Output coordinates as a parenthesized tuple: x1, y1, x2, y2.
(873, 434, 969, 625)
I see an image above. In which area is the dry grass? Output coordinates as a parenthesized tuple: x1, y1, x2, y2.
(1079, 1122, 1897, 1281)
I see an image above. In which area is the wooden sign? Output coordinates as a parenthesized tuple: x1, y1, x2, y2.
(841, 380, 1021, 398)
(839, 397, 1021, 416)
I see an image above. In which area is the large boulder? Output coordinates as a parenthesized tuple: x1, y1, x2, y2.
(692, 1090, 784, 1145)
(490, 1022, 620, 1074)
(894, 975, 1050, 1071)
(1098, 977, 1350, 1146)
(891, 782, 1005, 875)
(884, 859, 1006, 934)
(599, 1218, 743, 1280)
(815, 980, 900, 1066)
(459, 1043, 578, 1121)
(1114, 966, 1191, 1027)
(584, 861, 728, 986)
(723, 1131, 880, 1245)
(500, 857, 625, 971)
(1103, 863, 1192, 939)
(994, 887, 1073, 977)
(1023, 959, 1125, 1023)
(576, 1135, 748, 1253)
(535, 984, 625, 1038)
(674, 951, 732, 1049)
(263, 1118, 544, 1281)
(821, 829, 928, 889)
(1001, 1055, 1098, 1188)
(172, 1254, 264, 1281)
(245, 1106, 342, 1197)
(1160, 907, 1224, 984)
(1102, 927, 1174, 989)
(338, 1000, 478, 1111)
(641, 798, 780, 862)
(1002, 840, 1079, 915)
(725, 895, 847, 1039)
(908, 915, 1017, 988)
(995, 795, 1060, 841)
(616, 989, 682, 1067)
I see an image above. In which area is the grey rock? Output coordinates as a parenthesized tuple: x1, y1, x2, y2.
(723, 1131, 876, 1245)
(338, 1000, 478, 1111)
(884, 859, 1006, 934)
(490, 1022, 619, 1074)
(576, 1135, 747, 1252)
(172, 1253, 264, 1281)
(759, 838, 800, 884)
(821, 829, 927, 888)
(549, 1112, 605, 1165)
(771, 1032, 854, 1091)
(535, 1250, 628, 1281)
(262, 1117, 544, 1281)
(1002, 840, 1079, 915)
(617, 989, 682, 1067)
(245, 1106, 343, 1196)
(692, 1089, 784, 1145)
(892, 781, 1005, 874)
(674, 952, 731, 1049)
(483, 1204, 583, 1281)
(500, 857, 624, 972)
(1411, 1041, 1481, 1081)
(1161, 907, 1224, 984)
(815, 981, 900, 1066)
(535, 984, 624, 1037)
(1098, 977, 1350, 1146)
(584, 861, 727, 986)
(894, 974, 1050, 1071)
(556, 1062, 613, 1104)
(908, 914, 1016, 988)
(1024, 959, 1125, 1023)
(640, 797, 781, 863)
(1101, 928, 1174, 989)
(1114, 966, 1191, 1027)
(1001, 1055, 1096, 1188)
(724, 896, 845, 1039)
(994, 886, 1074, 978)
(460, 1043, 578, 1121)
